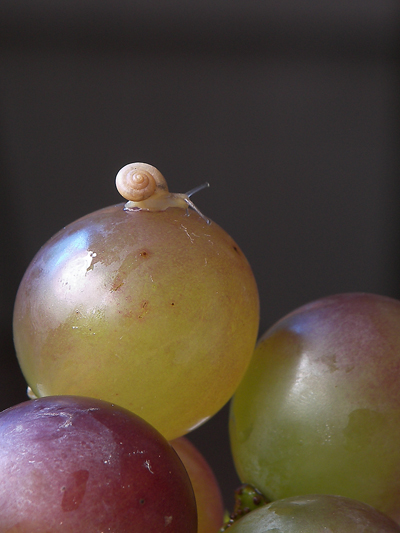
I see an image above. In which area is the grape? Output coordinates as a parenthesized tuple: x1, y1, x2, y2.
(13, 166, 259, 441)
(0, 395, 197, 532)
(223, 494, 400, 532)
(171, 436, 225, 532)
(229, 293, 400, 522)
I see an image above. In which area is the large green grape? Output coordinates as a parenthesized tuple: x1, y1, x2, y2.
(229, 293, 400, 521)
(13, 166, 259, 441)
(225, 495, 400, 532)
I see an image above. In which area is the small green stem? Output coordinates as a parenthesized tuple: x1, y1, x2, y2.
(220, 484, 270, 530)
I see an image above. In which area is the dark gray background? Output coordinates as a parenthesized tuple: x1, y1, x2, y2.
(1, 1, 399, 509)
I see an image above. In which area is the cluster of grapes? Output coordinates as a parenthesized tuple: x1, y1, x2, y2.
(2, 162, 400, 532)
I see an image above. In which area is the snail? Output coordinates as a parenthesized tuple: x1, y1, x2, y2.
(115, 163, 211, 223)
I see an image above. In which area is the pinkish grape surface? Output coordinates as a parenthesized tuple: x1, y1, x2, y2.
(0, 396, 197, 532)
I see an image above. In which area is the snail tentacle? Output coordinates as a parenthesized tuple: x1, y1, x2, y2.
(186, 182, 210, 198)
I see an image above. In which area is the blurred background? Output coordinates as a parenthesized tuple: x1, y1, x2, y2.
(1, 0, 399, 508)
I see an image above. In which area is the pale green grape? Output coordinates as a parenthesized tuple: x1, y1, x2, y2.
(230, 293, 400, 522)
(225, 495, 400, 532)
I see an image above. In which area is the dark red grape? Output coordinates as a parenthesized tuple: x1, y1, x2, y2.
(0, 396, 197, 532)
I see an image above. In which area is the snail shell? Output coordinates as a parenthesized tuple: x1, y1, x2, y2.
(115, 163, 168, 202)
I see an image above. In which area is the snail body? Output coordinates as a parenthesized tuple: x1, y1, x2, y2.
(115, 162, 210, 223)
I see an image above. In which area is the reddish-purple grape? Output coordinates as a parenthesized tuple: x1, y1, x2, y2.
(0, 396, 197, 532)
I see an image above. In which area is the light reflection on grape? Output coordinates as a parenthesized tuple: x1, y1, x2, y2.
(37, 228, 126, 327)
(45, 230, 90, 272)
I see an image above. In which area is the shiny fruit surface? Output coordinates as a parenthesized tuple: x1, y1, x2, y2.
(0, 396, 197, 532)
(13, 204, 259, 440)
(230, 293, 400, 521)
(225, 495, 400, 532)
(171, 436, 225, 533)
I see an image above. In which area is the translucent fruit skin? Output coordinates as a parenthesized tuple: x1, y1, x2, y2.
(225, 495, 400, 532)
(229, 293, 400, 522)
(0, 396, 197, 532)
(171, 436, 225, 533)
(13, 204, 259, 440)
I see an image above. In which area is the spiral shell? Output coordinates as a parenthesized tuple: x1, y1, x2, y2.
(115, 163, 167, 202)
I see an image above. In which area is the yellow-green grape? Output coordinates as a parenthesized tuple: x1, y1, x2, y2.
(230, 293, 400, 522)
(13, 163, 259, 441)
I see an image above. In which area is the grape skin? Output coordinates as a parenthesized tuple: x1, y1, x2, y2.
(225, 494, 400, 532)
(230, 293, 400, 522)
(13, 204, 259, 441)
(171, 436, 225, 533)
(0, 396, 197, 532)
